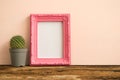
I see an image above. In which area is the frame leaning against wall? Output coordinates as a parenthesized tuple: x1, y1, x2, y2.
(30, 14, 70, 65)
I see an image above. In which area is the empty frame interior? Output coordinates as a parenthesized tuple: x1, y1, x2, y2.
(37, 21, 63, 58)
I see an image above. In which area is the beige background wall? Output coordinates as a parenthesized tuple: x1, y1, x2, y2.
(0, 0, 120, 65)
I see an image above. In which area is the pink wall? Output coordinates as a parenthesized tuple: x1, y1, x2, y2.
(0, 0, 120, 65)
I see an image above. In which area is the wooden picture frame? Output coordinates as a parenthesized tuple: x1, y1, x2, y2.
(30, 14, 70, 65)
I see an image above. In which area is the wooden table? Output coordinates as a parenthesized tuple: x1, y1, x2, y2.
(0, 65, 120, 80)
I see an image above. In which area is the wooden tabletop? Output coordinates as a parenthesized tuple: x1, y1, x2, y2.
(0, 65, 120, 80)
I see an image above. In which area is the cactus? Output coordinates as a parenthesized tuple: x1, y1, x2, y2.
(10, 35, 26, 49)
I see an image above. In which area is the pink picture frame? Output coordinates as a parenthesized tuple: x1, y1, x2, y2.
(30, 14, 70, 65)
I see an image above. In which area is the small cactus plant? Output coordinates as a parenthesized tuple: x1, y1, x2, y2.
(10, 35, 26, 49)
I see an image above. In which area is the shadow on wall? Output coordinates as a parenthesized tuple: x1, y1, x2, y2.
(24, 16, 30, 65)
(25, 16, 30, 48)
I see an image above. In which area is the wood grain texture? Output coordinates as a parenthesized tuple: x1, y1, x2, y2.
(0, 65, 120, 80)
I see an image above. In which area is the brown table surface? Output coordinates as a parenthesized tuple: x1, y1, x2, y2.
(0, 65, 120, 80)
